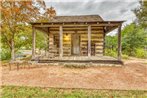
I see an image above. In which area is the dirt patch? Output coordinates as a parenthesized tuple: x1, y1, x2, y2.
(1, 59, 147, 90)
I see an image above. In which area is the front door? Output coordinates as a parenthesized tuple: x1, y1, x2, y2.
(72, 34, 80, 55)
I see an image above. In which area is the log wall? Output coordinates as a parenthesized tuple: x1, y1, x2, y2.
(80, 34, 88, 56)
(63, 34, 71, 56)
(80, 32, 104, 56)
(49, 33, 59, 57)
(48, 30, 104, 57)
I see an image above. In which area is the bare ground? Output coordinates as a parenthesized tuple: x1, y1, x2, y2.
(1, 58, 147, 90)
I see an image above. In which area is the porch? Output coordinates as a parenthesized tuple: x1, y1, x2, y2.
(37, 56, 123, 64)
(30, 15, 124, 64)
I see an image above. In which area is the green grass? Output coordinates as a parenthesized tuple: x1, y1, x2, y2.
(1, 86, 147, 98)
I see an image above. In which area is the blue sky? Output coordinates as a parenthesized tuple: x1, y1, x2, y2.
(44, 0, 140, 35)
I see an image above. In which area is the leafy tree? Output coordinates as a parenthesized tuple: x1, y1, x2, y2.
(1, 0, 49, 60)
(122, 23, 146, 56)
(134, 0, 147, 28)
(105, 23, 147, 58)
(105, 35, 117, 57)
(105, 36, 117, 51)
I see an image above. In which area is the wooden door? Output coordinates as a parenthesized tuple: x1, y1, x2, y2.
(72, 34, 80, 55)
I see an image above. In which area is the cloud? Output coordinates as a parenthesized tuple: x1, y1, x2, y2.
(44, 0, 140, 35)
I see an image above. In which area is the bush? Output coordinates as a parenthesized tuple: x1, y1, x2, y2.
(135, 48, 147, 59)
(122, 54, 129, 59)
(0, 48, 11, 60)
(105, 49, 117, 58)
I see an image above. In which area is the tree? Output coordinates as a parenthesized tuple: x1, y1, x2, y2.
(121, 23, 146, 56)
(134, 0, 147, 28)
(1, 0, 48, 60)
(105, 23, 147, 58)
(105, 36, 117, 51)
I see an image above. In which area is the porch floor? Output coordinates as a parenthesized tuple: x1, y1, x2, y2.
(36, 56, 123, 65)
(38, 56, 116, 60)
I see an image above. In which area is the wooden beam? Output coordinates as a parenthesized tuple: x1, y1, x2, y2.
(49, 30, 104, 32)
(35, 26, 105, 33)
(50, 31, 104, 34)
(88, 25, 91, 57)
(50, 28, 103, 31)
(34, 23, 120, 27)
(59, 26, 63, 57)
(31, 21, 123, 26)
(38, 27, 48, 32)
(117, 24, 122, 61)
(49, 26, 104, 29)
(48, 27, 50, 56)
(35, 27, 48, 34)
(103, 28, 106, 56)
(105, 26, 118, 34)
(32, 26, 36, 60)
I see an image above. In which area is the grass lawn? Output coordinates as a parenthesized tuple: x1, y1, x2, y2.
(1, 86, 147, 98)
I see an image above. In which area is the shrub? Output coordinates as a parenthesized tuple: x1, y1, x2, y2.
(105, 49, 117, 58)
(122, 54, 129, 59)
(135, 48, 147, 58)
(0, 48, 11, 60)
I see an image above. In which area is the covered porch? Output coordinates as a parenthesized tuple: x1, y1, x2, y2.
(30, 15, 123, 64)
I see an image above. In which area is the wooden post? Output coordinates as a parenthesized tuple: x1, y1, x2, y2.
(103, 27, 106, 56)
(59, 26, 63, 58)
(88, 25, 91, 57)
(32, 26, 36, 60)
(118, 24, 122, 61)
(48, 28, 50, 57)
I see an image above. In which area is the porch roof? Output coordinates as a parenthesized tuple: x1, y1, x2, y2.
(30, 15, 124, 34)
(32, 15, 103, 23)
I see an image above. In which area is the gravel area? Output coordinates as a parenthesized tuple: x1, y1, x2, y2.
(1, 58, 147, 90)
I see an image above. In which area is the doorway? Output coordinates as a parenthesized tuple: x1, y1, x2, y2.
(72, 34, 80, 55)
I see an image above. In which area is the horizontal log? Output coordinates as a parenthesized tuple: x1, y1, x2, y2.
(81, 48, 88, 50)
(81, 43, 88, 46)
(49, 26, 104, 29)
(49, 28, 104, 31)
(95, 52, 103, 54)
(95, 47, 103, 50)
(33, 22, 122, 27)
(63, 46, 71, 48)
(49, 31, 104, 34)
(81, 36, 103, 39)
(49, 30, 104, 32)
(81, 39, 103, 42)
(63, 52, 71, 54)
(95, 54, 103, 56)
(95, 44, 104, 47)
(95, 44, 103, 46)
(63, 41, 71, 42)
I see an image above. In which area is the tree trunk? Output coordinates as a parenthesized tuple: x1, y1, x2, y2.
(11, 38, 15, 61)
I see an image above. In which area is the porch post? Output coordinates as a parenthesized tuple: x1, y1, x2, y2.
(59, 26, 63, 58)
(103, 27, 106, 56)
(118, 24, 122, 61)
(32, 26, 36, 60)
(88, 25, 91, 57)
(48, 28, 50, 57)
(47, 33, 50, 57)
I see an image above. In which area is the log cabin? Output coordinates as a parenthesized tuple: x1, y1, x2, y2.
(30, 15, 124, 64)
